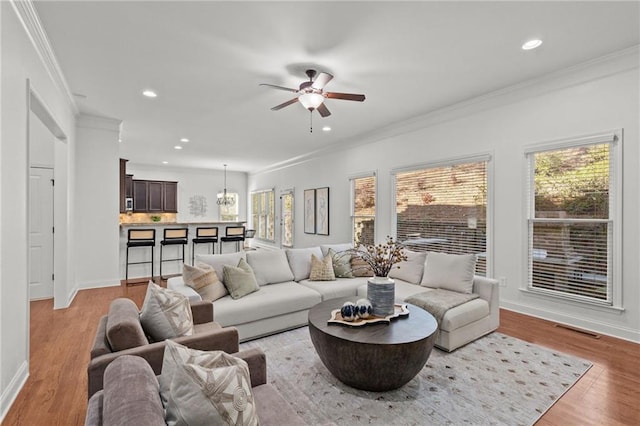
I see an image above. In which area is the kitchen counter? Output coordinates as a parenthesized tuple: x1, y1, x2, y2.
(120, 221, 246, 227)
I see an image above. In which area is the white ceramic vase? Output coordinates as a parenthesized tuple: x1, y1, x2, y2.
(367, 276, 395, 317)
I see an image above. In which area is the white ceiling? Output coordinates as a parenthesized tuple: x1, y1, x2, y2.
(33, 1, 639, 173)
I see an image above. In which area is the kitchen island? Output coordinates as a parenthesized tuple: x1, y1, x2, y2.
(119, 221, 246, 281)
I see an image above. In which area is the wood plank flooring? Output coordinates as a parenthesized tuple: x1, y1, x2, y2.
(3, 283, 639, 425)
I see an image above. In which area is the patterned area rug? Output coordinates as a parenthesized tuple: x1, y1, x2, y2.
(240, 327, 591, 426)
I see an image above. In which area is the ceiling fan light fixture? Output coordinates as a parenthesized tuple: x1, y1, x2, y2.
(298, 92, 325, 110)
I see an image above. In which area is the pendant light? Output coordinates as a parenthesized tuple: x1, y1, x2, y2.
(217, 164, 235, 206)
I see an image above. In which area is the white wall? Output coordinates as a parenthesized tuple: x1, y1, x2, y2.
(249, 52, 640, 343)
(1, 1, 77, 419)
(29, 110, 55, 167)
(126, 164, 248, 223)
(75, 114, 122, 289)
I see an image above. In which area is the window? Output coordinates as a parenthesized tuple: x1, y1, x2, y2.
(251, 189, 275, 241)
(526, 131, 620, 305)
(217, 192, 239, 221)
(281, 189, 294, 247)
(351, 174, 376, 246)
(393, 157, 489, 276)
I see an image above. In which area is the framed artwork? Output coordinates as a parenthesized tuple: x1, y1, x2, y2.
(315, 187, 330, 236)
(304, 189, 316, 234)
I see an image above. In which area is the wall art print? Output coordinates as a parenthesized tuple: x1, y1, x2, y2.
(315, 187, 329, 235)
(304, 189, 316, 234)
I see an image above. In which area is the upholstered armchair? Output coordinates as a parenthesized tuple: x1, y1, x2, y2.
(87, 298, 239, 398)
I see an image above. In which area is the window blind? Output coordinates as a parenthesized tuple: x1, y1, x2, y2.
(251, 189, 275, 241)
(351, 175, 376, 246)
(394, 160, 488, 275)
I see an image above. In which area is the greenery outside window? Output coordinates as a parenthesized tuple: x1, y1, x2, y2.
(218, 192, 239, 221)
(393, 156, 490, 276)
(350, 174, 376, 246)
(251, 189, 275, 241)
(281, 189, 294, 247)
(526, 131, 620, 306)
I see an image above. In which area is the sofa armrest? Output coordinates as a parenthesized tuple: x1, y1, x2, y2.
(472, 275, 500, 330)
(90, 315, 111, 359)
(232, 348, 267, 387)
(87, 326, 239, 398)
(190, 300, 214, 324)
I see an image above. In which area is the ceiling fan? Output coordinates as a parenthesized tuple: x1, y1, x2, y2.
(259, 69, 365, 118)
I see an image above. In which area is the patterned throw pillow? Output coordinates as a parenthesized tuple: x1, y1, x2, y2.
(163, 341, 258, 426)
(222, 258, 260, 299)
(183, 263, 228, 301)
(350, 256, 374, 277)
(328, 248, 353, 278)
(139, 282, 194, 341)
(309, 254, 336, 281)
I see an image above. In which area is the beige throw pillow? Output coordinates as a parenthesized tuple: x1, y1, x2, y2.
(421, 252, 477, 294)
(139, 281, 194, 341)
(183, 263, 228, 301)
(163, 342, 258, 426)
(309, 254, 336, 281)
(350, 256, 374, 277)
(222, 258, 260, 299)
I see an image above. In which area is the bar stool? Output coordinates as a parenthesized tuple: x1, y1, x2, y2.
(220, 226, 245, 253)
(160, 228, 188, 279)
(192, 227, 219, 264)
(125, 229, 156, 284)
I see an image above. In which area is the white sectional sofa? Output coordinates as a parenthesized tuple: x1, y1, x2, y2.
(167, 244, 499, 352)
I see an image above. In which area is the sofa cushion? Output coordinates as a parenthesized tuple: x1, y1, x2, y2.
(102, 355, 165, 426)
(328, 248, 353, 278)
(164, 354, 258, 426)
(285, 247, 323, 281)
(421, 252, 477, 294)
(139, 282, 195, 342)
(183, 263, 228, 302)
(223, 258, 260, 300)
(196, 251, 246, 284)
(105, 298, 148, 352)
(309, 254, 336, 281)
(160, 340, 244, 405)
(320, 243, 353, 258)
(212, 282, 321, 327)
(389, 249, 427, 284)
(440, 298, 490, 332)
(300, 277, 369, 301)
(246, 250, 294, 286)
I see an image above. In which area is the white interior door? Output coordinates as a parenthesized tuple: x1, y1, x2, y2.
(29, 167, 54, 300)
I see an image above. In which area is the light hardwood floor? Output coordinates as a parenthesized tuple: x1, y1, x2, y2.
(3, 282, 639, 425)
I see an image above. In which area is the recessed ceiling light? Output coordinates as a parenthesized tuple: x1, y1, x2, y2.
(142, 90, 157, 98)
(322, 126, 331, 132)
(174, 145, 183, 150)
(162, 161, 169, 164)
(118, 138, 122, 143)
(180, 138, 189, 143)
(522, 39, 542, 50)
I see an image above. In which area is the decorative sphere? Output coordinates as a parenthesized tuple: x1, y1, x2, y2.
(340, 302, 358, 322)
(355, 298, 373, 319)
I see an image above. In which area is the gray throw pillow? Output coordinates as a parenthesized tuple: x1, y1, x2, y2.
(328, 248, 353, 278)
(139, 281, 194, 341)
(222, 258, 260, 299)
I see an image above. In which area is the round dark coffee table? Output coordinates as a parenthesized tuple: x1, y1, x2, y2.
(308, 297, 437, 392)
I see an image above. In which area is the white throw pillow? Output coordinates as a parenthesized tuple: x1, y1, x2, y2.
(285, 247, 323, 281)
(320, 243, 353, 258)
(196, 251, 246, 284)
(389, 249, 427, 284)
(421, 252, 477, 294)
(246, 249, 294, 286)
(163, 342, 258, 426)
(139, 281, 194, 341)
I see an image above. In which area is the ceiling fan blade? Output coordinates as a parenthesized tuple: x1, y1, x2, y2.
(271, 97, 299, 111)
(312, 72, 333, 90)
(326, 92, 366, 102)
(317, 103, 331, 117)
(259, 83, 298, 93)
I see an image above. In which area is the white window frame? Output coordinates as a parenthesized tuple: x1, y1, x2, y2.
(251, 188, 275, 242)
(217, 192, 239, 221)
(523, 130, 622, 309)
(391, 153, 493, 277)
(349, 171, 377, 245)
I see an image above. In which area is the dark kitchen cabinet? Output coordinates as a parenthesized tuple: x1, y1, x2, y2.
(133, 180, 149, 212)
(132, 180, 178, 213)
(163, 181, 178, 212)
(125, 174, 133, 198)
(148, 181, 164, 212)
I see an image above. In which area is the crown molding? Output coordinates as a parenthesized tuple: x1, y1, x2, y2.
(76, 113, 122, 132)
(252, 45, 639, 176)
(11, 0, 79, 115)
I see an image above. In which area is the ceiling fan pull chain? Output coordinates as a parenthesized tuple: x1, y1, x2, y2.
(309, 110, 313, 133)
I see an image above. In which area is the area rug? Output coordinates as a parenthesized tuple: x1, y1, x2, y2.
(240, 327, 592, 426)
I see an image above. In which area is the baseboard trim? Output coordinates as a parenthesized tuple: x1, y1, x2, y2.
(0, 360, 28, 423)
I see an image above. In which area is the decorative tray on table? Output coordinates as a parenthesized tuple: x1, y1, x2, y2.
(328, 303, 409, 327)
